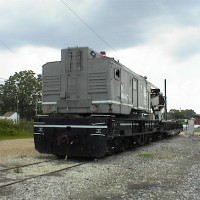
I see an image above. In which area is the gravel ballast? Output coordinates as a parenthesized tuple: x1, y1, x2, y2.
(0, 133, 200, 200)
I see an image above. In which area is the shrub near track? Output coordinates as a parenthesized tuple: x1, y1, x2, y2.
(0, 119, 33, 140)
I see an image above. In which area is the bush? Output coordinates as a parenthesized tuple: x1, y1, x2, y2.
(0, 119, 33, 139)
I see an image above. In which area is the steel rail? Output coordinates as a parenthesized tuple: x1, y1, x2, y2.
(0, 159, 56, 172)
(0, 161, 89, 189)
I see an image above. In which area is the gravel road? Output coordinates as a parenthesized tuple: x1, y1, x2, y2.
(0, 133, 200, 200)
(0, 138, 36, 157)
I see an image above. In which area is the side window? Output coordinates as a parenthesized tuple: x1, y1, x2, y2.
(66, 51, 72, 71)
(114, 69, 120, 80)
(77, 51, 83, 71)
(133, 79, 137, 90)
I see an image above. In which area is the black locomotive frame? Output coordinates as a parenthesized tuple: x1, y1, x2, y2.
(34, 115, 182, 158)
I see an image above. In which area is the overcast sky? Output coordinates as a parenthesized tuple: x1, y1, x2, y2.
(0, 0, 200, 113)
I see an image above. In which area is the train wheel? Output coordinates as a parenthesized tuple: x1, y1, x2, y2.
(112, 138, 125, 153)
(56, 155, 66, 159)
(123, 138, 131, 150)
(137, 135, 145, 146)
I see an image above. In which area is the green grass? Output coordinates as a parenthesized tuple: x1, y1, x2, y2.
(14, 166, 22, 173)
(195, 127, 200, 132)
(0, 119, 33, 140)
(139, 152, 154, 158)
(139, 150, 175, 159)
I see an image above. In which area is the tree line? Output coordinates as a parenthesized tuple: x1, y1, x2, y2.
(0, 70, 42, 120)
(167, 109, 196, 120)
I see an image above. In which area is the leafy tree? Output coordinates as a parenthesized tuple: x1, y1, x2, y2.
(0, 70, 42, 120)
(168, 109, 196, 120)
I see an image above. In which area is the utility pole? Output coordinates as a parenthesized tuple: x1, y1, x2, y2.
(164, 79, 167, 120)
(16, 81, 19, 123)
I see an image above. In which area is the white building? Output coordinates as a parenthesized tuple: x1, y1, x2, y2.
(0, 112, 19, 123)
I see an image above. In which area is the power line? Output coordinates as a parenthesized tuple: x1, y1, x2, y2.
(60, 0, 116, 52)
(0, 39, 28, 67)
(0, 40, 17, 57)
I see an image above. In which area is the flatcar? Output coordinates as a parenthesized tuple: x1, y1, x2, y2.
(34, 47, 182, 158)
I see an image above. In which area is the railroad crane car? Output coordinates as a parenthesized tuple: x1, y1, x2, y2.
(34, 47, 182, 158)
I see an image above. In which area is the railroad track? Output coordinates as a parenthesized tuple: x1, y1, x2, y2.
(0, 159, 55, 172)
(0, 159, 90, 189)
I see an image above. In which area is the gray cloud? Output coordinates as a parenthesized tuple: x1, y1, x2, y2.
(1, 0, 200, 53)
(174, 37, 200, 59)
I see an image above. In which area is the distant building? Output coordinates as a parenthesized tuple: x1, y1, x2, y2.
(0, 112, 19, 123)
(194, 114, 200, 125)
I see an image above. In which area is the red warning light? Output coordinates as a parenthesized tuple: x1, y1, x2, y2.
(100, 51, 106, 56)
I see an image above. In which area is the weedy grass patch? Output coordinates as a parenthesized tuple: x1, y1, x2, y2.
(195, 127, 200, 132)
(14, 166, 22, 173)
(0, 119, 33, 140)
(139, 152, 155, 158)
(139, 151, 175, 159)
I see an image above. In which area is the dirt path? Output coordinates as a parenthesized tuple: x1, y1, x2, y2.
(0, 138, 37, 158)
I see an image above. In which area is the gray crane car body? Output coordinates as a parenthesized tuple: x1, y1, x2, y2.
(42, 47, 151, 115)
(34, 47, 182, 158)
